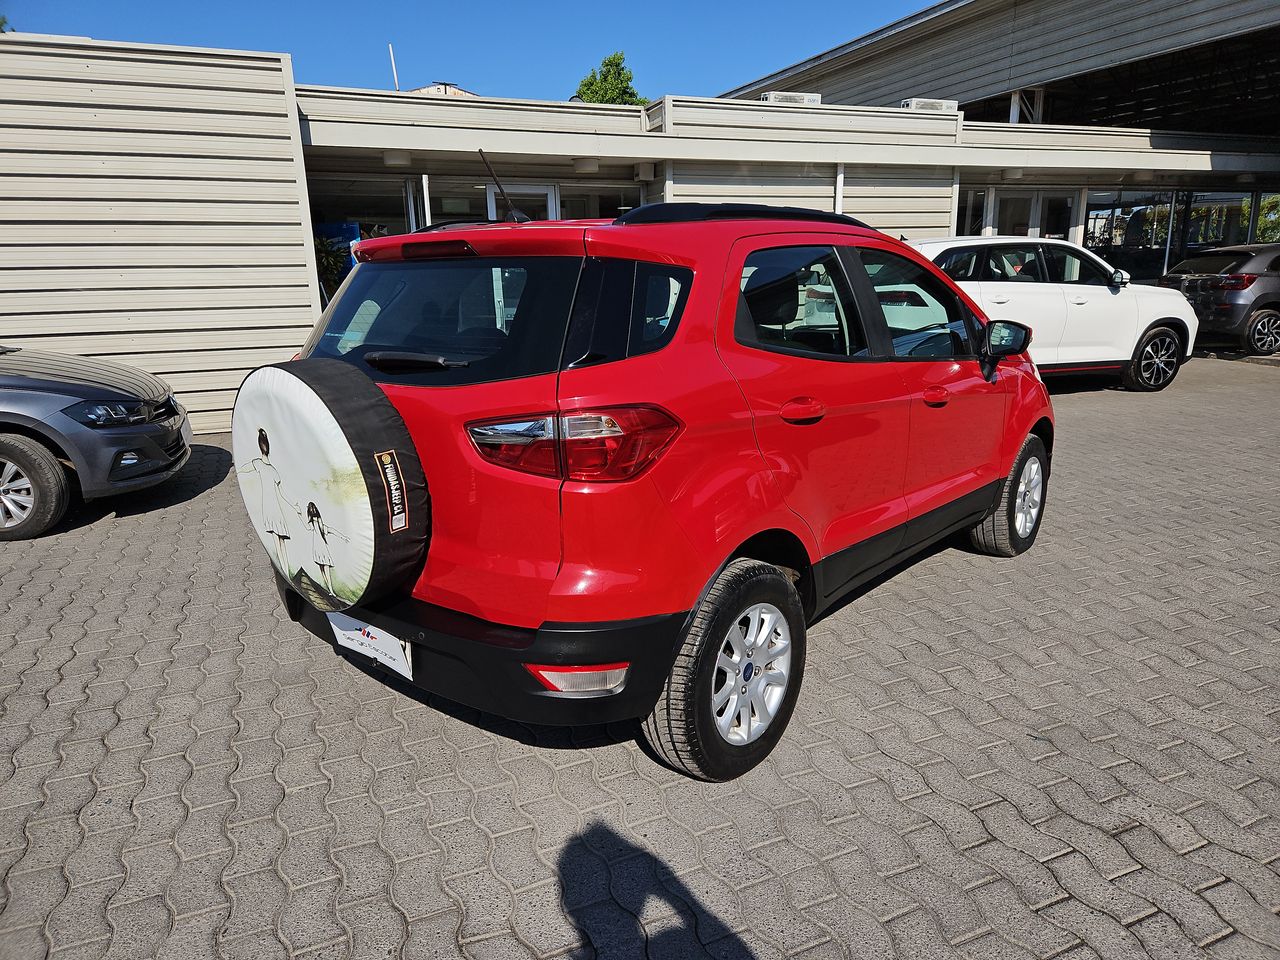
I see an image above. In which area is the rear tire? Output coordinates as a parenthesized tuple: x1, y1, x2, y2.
(969, 434, 1047, 558)
(1243, 309, 1280, 355)
(642, 559, 805, 781)
(1122, 326, 1182, 391)
(0, 434, 69, 541)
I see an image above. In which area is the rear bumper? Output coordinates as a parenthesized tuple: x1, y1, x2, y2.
(1191, 298, 1251, 335)
(282, 576, 688, 725)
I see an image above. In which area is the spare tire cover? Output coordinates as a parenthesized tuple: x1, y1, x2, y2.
(231, 358, 429, 613)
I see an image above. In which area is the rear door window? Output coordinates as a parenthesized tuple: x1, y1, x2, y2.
(935, 246, 983, 281)
(304, 257, 582, 385)
(985, 244, 1049, 282)
(736, 246, 870, 359)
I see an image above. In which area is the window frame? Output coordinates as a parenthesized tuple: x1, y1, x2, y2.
(733, 243, 877, 364)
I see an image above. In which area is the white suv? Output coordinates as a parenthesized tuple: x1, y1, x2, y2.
(912, 237, 1198, 391)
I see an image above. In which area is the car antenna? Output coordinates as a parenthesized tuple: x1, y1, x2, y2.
(478, 149, 531, 223)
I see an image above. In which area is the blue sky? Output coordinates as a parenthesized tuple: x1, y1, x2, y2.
(8, 0, 925, 100)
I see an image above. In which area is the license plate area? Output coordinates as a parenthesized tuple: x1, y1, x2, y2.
(327, 613, 413, 680)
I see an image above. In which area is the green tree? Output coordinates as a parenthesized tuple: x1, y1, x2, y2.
(0, 15, 11, 31)
(574, 52, 645, 106)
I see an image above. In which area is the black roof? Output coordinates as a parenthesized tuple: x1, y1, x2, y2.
(614, 202, 872, 230)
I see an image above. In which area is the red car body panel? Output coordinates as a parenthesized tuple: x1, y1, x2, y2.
(349, 217, 1051, 632)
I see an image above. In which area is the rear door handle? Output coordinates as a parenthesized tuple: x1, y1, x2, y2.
(1069, 296, 1088, 305)
(988, 295, 1011, 304)
(780, 397, 826, 424)
(922, 385, 951, 407)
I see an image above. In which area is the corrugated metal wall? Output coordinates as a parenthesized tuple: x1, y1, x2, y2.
(669, 162, 838, 211)
(729, 0, 1280, 108)
(0, 35, 319, 433)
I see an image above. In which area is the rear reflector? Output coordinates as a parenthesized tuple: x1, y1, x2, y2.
(525, 662, 629, 693)
(467, 406, 681, 482)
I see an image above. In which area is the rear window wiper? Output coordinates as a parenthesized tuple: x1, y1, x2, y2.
(362, 351, 471, 371)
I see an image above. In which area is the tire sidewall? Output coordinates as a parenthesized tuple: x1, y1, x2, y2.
(0, 437, 62, 541)
(687, 569, 806, 780)
(1130, 326, 1181, 391)
(1003, 436, 1048, 554)
(1247, 310, 1280, 355)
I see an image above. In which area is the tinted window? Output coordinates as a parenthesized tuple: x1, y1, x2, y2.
(935, 247, 982, 281)
(631, 262, 692, 355)
(737, 246, 868, 359)
(860, 248, 975, 358)
(1043, 246, 1113, 285)
(304, 257, 581, 385)
(1167, 254, 1250, 275)
(985, 244, 1048, 282)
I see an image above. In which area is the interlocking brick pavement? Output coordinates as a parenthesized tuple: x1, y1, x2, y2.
(1, 357, 1277, 959)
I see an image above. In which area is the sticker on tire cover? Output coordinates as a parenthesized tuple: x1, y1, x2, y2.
(376, 450, 409, 533)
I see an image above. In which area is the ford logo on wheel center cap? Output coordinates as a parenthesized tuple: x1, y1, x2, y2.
(743, 662, 754, 682)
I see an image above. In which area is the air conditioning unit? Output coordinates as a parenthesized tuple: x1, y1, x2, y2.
(760, 91, 822, 105)
(900, 97, 959, 112)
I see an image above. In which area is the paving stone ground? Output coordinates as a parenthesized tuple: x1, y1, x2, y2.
(1, 357, 1278, 960)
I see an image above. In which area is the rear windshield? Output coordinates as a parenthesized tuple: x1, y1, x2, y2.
(304, 257, 582, 385)
(1167, 254, 1250, 275)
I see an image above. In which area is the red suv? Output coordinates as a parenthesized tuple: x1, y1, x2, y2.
(232, 203, 1053, 781)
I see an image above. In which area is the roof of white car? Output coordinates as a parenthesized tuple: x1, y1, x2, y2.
(911, 235, 1082, 249)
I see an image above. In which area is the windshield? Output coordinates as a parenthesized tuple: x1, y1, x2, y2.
(1167, 254, 1250, 275)
(303, 257, 582, 385)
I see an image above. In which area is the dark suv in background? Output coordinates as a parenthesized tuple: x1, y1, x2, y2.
(1161, 244, 1280, 355)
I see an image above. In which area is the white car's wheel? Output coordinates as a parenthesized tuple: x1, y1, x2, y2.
(1123, 326, 1181, 392)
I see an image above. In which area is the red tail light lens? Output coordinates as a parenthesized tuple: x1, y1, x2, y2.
(467, 406, 681, 482)
(1210, 274, 1259, 290)
(561, 407, 681, 481)
(466, 415, 560, 478)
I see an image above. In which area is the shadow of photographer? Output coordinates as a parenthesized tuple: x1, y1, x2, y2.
(558, 822, 753, 959)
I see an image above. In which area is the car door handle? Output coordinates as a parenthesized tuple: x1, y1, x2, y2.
(779, 397, 826, 424)
(988, 295, 1011, 304)
(1068, 296, 1088, 305)
(922, 385, 951, 407)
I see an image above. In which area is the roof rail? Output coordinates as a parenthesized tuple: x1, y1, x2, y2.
(614, 202, 872, 230)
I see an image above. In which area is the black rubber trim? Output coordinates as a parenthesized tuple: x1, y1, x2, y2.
(270, 358, 431, 609)
(615, 202, 872, 231)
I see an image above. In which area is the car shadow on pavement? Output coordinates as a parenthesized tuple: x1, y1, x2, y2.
(558, 823, 753, 958)
(53, 442, 232, 533)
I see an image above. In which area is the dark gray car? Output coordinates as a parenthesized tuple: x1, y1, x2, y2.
(1160, 243, 1280, 355)
(0, 345, 192, 539)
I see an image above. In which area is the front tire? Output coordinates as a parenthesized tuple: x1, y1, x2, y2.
(0, 434, 70, 541)
(642, 559, 805, 781)
(970, 434, 1047, 558)
(1123, 326, 1182, 391)
(1243, 309, 1280, 355)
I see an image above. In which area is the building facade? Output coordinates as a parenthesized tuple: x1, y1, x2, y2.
(3, 24, 1279, 431)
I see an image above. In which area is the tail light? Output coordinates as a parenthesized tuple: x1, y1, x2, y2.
(467, 406, 681, 482)
(525, 662, 629, 693)
(1209, 274, 1259, 291)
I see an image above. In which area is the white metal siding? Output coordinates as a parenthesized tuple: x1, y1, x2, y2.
(727, 0, 1280, 108)
(843, 166, 956, 238)
(669, 162, 838, 211)
(0, 35, 319, 434)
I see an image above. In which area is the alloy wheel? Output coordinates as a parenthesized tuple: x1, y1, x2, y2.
(1139, 334, 1178, 387)
(711, 602, 792, 746)
(1014, 456, 1043, 539)
(0, 459, 35, 528)
(1251, 314, 1280, 354)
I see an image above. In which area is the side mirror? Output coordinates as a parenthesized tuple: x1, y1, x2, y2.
(1111, 268, 1130, 287)
(984, 319, 1032, 358)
